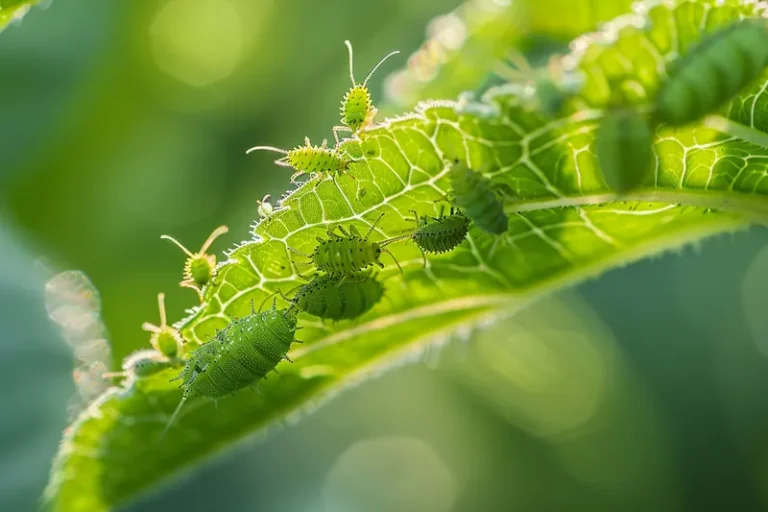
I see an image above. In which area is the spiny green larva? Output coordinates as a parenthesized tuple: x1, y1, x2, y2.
(164, 303, 299, 434)
(449, 162, 509, 235)
(385, 205, 470, 264)
(409, 206, 470, 255)
(142, 293, 183, 359)
(263, 271, 384, 321)
(247, 136, 351, 184)
(290, 213, 403, 275)
(596, 107, 654, 193)
(161, 225, 228, 301)
(655, 18, 768, 126)
(332, 40, 400, 143)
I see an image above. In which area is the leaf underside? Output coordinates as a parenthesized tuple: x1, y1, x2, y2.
(48, 1, 768, 510)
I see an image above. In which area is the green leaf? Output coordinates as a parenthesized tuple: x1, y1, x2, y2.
(48, 1, 768, 510)
(0, 0, 44, 32)
(386, 0, 634, 109)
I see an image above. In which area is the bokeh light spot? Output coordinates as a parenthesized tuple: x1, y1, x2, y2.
(322, 437, 456, 512)
(150, 0, 244, 87)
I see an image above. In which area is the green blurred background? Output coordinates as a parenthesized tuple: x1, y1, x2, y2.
(2, 0, 768, 510)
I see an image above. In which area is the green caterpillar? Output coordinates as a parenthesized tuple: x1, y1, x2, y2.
(449, 162, 508, 235)
(656, 18, 768, 126)
(164, 303, 299, 434)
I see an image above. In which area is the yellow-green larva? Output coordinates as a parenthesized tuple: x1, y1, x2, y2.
(655, 18, 768, 126)
(596, 107, 653, 193)
(449, 162, 509, 235)
(142, 293, 183, 359)
(247, 136, 351, 183)
(161, 225, 229, 301)
(332, 40, 400, 143)
(164, 303, 299, 434)
(266, 271, 384, 321)
(291, 213, 402, 275)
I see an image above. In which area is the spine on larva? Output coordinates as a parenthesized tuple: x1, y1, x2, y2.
(295, 272, 383, 320)
(413, 215, 469, 254)
(178, 308, 298, 399)
(449, 163, 508, 235)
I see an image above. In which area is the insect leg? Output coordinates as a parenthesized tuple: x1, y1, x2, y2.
(382, 249, 404, 274)
(332, 126, 352, 145)
(290, 170, 308, 182)
(179, 280, 204, 302)
(274, 158, 293, 168)
(336, 225, 351, 237)
(287, 251, 311, 279)
(160, 395, 188, 441)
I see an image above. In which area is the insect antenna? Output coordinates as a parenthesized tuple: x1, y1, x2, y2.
(141, 293, 167, 333)
(361, 49, 400, 87)
(199, 225, 229, 254)
(245, 146, 290, 155)
(160, 395, 188, 441)
(160, 234, 194, 258)
(345, 40, 357, 86)
(380, 233, 413, 247)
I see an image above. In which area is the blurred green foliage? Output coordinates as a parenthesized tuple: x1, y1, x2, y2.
(2, 0, 768, 511)
(0, 226, 73, 511)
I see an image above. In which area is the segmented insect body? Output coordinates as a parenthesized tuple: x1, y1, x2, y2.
(293, 213, 402, 275)
(292, 272, 384, 320)
(449, 163, 508, 235)
(178, 306, 298, 398)
(333, 41, 400, 142)
(164, 306, 299, 433)
(410, 206, 470, 254)
(656, 19, 768, 126)
(247, 137, 350, 183)
(161, 225, 229, 300)
(142, 293, 183, 359)
(596, 107, 653, 193)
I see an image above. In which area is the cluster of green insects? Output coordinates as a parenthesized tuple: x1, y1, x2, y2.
(107, 40, 519, 435)
(594, 18, 768, 193)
